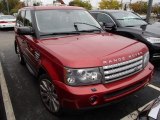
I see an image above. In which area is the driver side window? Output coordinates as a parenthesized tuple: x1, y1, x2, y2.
(97, 13, 114, 24)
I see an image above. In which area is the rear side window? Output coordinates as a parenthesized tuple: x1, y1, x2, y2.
(97, 13, 114, 24)
(24, 11, 32, 27)
(16, 11, 25, 27)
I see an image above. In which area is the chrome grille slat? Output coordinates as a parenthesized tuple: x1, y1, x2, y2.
(103, 56, 143, 70)
(103, 56, 143, 83)
(105, 65, 142, 80)
(104, 60, 143, 75)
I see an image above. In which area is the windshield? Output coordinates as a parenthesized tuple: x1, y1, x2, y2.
(0, 15, 15, 20)
(35, 10, 102, 35)
(111, 11, 147, 27)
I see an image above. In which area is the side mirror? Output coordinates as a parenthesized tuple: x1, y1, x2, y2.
(104, 22, 116, 31)
(16, 27, 34, 35)
(99, 22, 104, 27)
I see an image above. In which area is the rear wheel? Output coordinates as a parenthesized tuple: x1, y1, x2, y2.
(39, 74, 62, 115)
(15, 43, 25, 65)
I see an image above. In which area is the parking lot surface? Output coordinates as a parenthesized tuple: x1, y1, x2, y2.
(0, 29, 159, 120)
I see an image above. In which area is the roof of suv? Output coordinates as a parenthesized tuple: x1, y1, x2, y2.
(21, 6, 84, 11)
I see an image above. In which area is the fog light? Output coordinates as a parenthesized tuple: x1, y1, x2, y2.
(89, 95, 98, 105)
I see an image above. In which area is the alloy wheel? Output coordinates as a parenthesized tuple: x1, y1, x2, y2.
(40, 79, 60, 113)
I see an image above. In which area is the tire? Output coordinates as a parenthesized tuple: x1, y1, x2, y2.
(39, 74, 62, 115)
(15, 42, 25, 65)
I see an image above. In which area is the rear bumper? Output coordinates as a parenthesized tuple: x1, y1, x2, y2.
(0, 23, 15, 28)
(55, 63, 154, 110)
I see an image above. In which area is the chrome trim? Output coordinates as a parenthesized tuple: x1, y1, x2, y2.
(105, 65, 142, 80)
(103, 56, 143, 70)
(103, 56, 143, 83)
(104, 60, 143, 75)
(104, 69, 143, 83)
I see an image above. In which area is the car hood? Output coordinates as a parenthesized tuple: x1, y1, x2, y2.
(120, 23, 160, 38)
(39, 33, 147, 68)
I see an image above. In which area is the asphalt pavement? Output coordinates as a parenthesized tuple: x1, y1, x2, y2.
(0, 29, 159, 120)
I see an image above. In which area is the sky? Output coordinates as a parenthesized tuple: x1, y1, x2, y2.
(41, 0, 160, 7)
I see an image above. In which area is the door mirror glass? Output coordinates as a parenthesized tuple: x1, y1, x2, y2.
(16, 27, 34, 35)
(104, 22, 116, 31)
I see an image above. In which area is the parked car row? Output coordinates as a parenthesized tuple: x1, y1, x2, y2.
(14, 6, 154, 115)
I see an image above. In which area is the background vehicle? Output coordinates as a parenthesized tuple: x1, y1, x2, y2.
(90, 10, 160, 61)
(0, 15, 16, 28)
(15, 6, 153, 115)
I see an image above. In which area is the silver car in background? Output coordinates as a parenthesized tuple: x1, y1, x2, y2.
(0, 15, 16, 28)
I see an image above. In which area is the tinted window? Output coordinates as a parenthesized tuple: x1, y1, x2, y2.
(91, 13, 98, 19)
(97, 13, 114, 24)
(111, 11, 147, 27)
(16, 11, 25, 27)
(24, 11, 32, 27)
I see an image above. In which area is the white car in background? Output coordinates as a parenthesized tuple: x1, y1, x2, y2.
(0, 15, 16, 28)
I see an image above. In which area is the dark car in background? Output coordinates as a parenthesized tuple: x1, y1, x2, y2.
(90, 10, 160, 61)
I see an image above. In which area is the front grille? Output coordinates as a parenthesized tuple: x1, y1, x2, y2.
(103, 56, 143, 83)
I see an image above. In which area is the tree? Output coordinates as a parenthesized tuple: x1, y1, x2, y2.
(69, 0, 92, 10)
(0, 2, 3, 12)
(0, 0, 25, 14)
(130, 1, 148, 14)
(152, 4, 160, 15)
(99, 0, 121, 10)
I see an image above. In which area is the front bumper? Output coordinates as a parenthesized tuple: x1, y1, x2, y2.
(55, 63, 154, 110)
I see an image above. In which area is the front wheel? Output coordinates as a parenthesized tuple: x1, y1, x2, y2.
(39, 74, 62, 115)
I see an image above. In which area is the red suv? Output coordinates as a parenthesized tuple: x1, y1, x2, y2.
(14, 6, 154, 114)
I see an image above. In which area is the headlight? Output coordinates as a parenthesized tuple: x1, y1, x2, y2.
(146, 37, 160, 44)
(143, 52, 149, 68)
(65, 68, 102, 86)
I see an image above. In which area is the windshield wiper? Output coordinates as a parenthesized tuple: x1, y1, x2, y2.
(40, 31, 80, 36)
(74, 22, 102, 33)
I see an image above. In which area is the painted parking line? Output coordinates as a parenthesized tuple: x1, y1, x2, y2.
(0, 61, 16, 120)
(121, 100, 154, 120)
(148, 84, 160, 92)
(121, 84, 160, 120)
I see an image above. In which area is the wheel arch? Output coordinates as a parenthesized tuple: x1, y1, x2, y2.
(37, 58, 64, 84)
